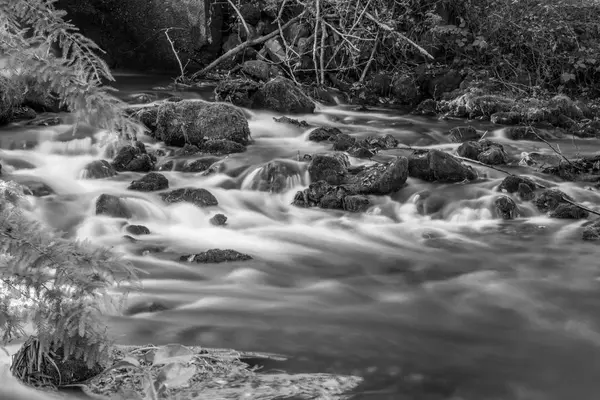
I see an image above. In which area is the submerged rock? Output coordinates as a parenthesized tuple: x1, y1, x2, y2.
(20, 180, 54, 197)
(494, 195, 518, 220)
(160, 188, 218, 208)
(112, 144, 154, 172)
(180, 249, 252, 263)
(210, 214, 228, 226)
(155, 100, 251, 147)
(247, 160, 304, 193)
(80, 160, 117, 179)
(174, 144, 201, 157)
(181, 157, 221, 173)
(95, 194, 132, 218)
(126, 225, 151, 235)
(408, 150, 477, 182)
(128, 172, 169, 192)
(541, 154, 600, 182)
(308, 153, 349, 185)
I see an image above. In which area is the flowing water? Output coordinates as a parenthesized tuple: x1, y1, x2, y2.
(2, 72, 600, 399)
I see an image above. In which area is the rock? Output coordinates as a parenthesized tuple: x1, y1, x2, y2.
(408, 150, 477, 182)
(201, 139, 246, 155)
(124, 300, 169, 316)
(541, 154, 600, 182)
(264, 38, 286, 63)
(126, 225, 151, 235)
(391, 74, 420, 105)
(517, 182, 535, 201)
(128, 106, 159, 133)
(157, 160, 174, 171)
(155, 100, 251, 147)
(214, 78, 262, 108)
(534, 189, 571, 212)
(210, 214, 228, 226)
(494, 195, 518, 220)
(128, 172, 169, 191)
(348, 146, 375, 159)
(332, 133, 356, 151)
(549, 204, 588, 219)
(413, 99, 438, 116)
(427, 69, 463, 99)
(180, 249, 252, 263)
(582, 220, 600, 240)
(506, 126, 546, 141)
(490, 112, 521, 125)
(21, 181, 54, 197)
(26, 116, 62, 126)
(273, 116, 309, 127)
(577, 120, 600, 138)
(112, 144, 154, 172)
(247, 160, 304, 193)
(308, 127, 342, 142)
(308, 153, 348, 185)
(160, 188, 218, 208)
(343, 195, 370, 212)
(415, 190, 446, 216)
(456, 141, 483, 160)
(181, 157, 221, 173)
(242, 60, 272, 81)
(368, 73, 393, 96)
(498, 176, 537, 194)
(448, 126, 479, 143)
(174, 144, 201, 156)
(548, 94, 584, 120)
(477, 142, 508, 165)
(348, 156, 409, 195)
(442, 92, 515, 118)
(239, 4, 261, 25)
(252, 77, 315, 114)
(80, 160, 117, 179)
(95, 194, 132, 218)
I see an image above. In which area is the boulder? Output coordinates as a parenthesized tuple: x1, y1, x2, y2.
(125, 225, 151, 235)
(112, 144, 154, 172)
(332, 133, 356, 151)
(534, 188, 571, 213)
(413, 99, 438, 116)
(348, 146, 375, 159)
(448, 126, 479, 143)
(582, 220, 600, 241)
(209, 214, 228, 226)
(180, 249, 252, 263)
(95, 194, 132, 218)
(457, 139, 507, 165)
(490, 112, 521, 125)
(181, 157, 221, 173)
(160, 188, 218, 208)
(347, 156, 409, 195)
(80, 160, 117, 179)
(200, 139, 246, 155)
(20, 180, 54, 197)
(549, 204, 588, 219)
(343, 195, 370, 212)
(174, 144, 201, 156)
(252, 77, 315, 114)
(498, 175, 537, 194)
(308, 153, 348, 185)
(214, 78, 262, 108)
(247, 160, 304, 193)
(155, 100, 251, 147)
(241, 60, 272, 81)
(408, 150, 477, 182)
(494, 195, 518, 220)
(128, 172, 169, 192)
(506, 126, 548, 141)
(308, 127, 342, 142)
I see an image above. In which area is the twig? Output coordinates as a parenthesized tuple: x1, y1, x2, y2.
(319, 19, 327, 85)
(164, 28, 185, 82)
(313, 0, 321, 85)
(226, 0, 251, 39)
(364, 12, 433, 60)
(190, 12, 306, 79)
(528, 126, 581, 170)
(359, 31, 379, 83)
(276, 0, 300, 85)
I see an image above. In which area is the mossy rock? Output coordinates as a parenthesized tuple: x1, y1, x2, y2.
(252, 77, 315, 114)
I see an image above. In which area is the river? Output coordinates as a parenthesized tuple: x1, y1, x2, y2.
(2, 72, 600, 399)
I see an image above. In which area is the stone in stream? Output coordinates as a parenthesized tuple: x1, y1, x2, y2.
(448, 126, 479, 143)
(251, 77, 316, 114)
(457, 139, 508, 165)
(343, 195, 370, 212)
(128, 172, 169, 192)
(95, 194, 132, 219)
(174, 144, 201, 157)
(517, 183, 535, 201)
(541, 154, 600, 182)
(112, 143, 154, 172)
(506, 126, 551, 141)
(125, 225, 151, 235)
(332, 133, 356, 151)
(19, 180, 54, 197)
(308, 127, 343, 142)
(549, 204, 588, 219)
(348, 146, 375, 159)
(160, 188, 218, 208)
(408, 150, 477, 183)
(534, 188, 572, 213)
(181, 156, 222, 173)
(247, 160, 304, 193)
(80, 160, 117, 179)
(308, 153, 349, 185)
(210, 214, 228, 226)
(415, 190, 447, 216)
(582, 220, 600, 240)
(214, 78, 262, 109)
(494, 195, 518, 220)
(498, 175, 537, 194)
(200, 139, 246, 155)
(273, 116, 309, 128)
(490, 111, 521, 125)
(155, 100, 251, 147)
(347, 156, 409, 195)
(180, 249, 252, 263)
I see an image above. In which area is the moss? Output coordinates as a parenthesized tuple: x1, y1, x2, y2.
(0, 76, 26, 125)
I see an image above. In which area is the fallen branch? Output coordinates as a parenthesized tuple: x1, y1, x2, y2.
(364, 12, 433, 60)
(359, 31, 379, 83)
(454, 155, 515, 176)
(190, 12, 306, 80)
(164, 28, 185, 82)
(528, 125, 580, 170)
(313, 0, 321, 85)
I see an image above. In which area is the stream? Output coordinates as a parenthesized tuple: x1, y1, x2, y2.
(2, 72, 600, 399)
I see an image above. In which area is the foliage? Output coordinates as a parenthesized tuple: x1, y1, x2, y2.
(0, 0, 144, 135)
(0, 181, 138, 387)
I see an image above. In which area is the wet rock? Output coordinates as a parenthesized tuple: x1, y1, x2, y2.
(541, 154, 600, 182)
(241, 60, 272, 81)
(127, 106, 159, 133)
(548, 94, 584, 120)
(26, 116, 62, 126)
(391, 74, 420, 105)
(332, 133, 356, 151)
(457, 140, 507, 165)
(413, 99, 438, 116)
(348, 146, 375, 159)
(126, 225, 151, 235)
(112, 144, 154, 172)
(201, 139, 246, 155)
(577, 120, 600, 138)
(210, 214, 228, 226)
(157, 160, 175, 171)
(239, 3, 261, 25)
(160, 188, 218, 208)
(180, 249, 252, 263)
(80, 160, 117, 179)
(348, 156, 409, 195)
(498, 175, 537, 194)
(124, 301, 169, 316)
(308, 153, 348, 185)
(506, 126, 547, 141)
(214, 78, 262, 108)
(582, 220, 600, 241)
(448, 126, 479, 143)
(441, 92, 515, 118)
(308, 127, 342, 142)
(494, 195, 518, 220)
(155, 100, 251, 147)
(517, 182, 535, 201)
(534, 188, 571, 212)
(456, 141, 482, 160)
(174, 144, 201, 156)
(21, 181, 54, 197)
(415, 190, 446, 216)
(408, 150, 477, 182)
(478, 144, 508, 165)
(95, 194, 132, 218)
(181, 157, 221, 173)
(343, 195, 370, 212)
(128, 172, 169, 192)
(490, 112, 521, 125)
(252, 77, 315, 114)
(273, 116, 309, 128)
(248, 160, 303, 193)
(549, 203, 588, 219)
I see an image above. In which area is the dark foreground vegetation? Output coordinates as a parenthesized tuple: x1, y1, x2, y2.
(1, 0, 600, 399)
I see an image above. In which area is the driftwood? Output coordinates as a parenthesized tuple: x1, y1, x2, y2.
(190, 12, 306, 80)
